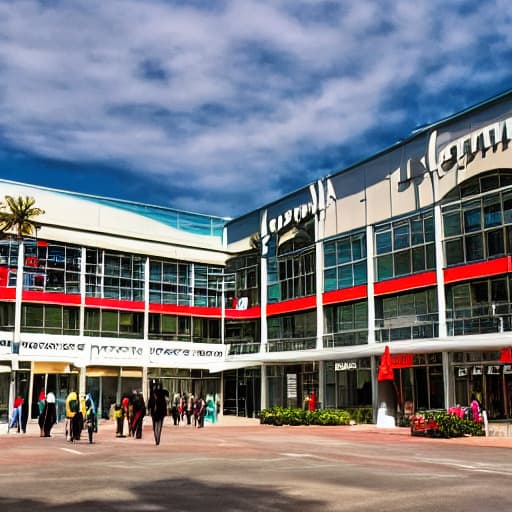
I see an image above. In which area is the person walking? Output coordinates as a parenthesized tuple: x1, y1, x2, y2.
(147, 381, 169, 445)
(85, 396, 96, 444)
(65, 391, 81, 442)
(8, 396, 24, 433)
(130, 391, 146, 439)
(38, 391, 57, 437)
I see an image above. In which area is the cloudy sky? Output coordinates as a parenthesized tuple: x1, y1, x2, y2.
(1, 0, 511, 218)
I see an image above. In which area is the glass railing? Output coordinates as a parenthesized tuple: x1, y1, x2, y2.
(227, 341, 261, 355)
(266, 336, 317, 352)
(323, 329, 368, 347)
(446, 303, 512, 335)
(375, 313, 439, 342)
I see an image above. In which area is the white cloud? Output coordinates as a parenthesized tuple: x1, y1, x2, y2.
(0, 0, 511, 216)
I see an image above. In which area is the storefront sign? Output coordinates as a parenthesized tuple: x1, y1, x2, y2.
(90, 343, 143, 362)
(19, 340, 86, 359)
(335, 362, 357, 371)
(391, 354, 413, 369)
(148, 342, 225, 367)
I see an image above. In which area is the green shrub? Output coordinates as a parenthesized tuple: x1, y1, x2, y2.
(423, 410, 485, 438)
(259, 407, 352, 426)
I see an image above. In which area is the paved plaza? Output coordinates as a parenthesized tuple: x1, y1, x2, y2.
(1, 416, 512, 511)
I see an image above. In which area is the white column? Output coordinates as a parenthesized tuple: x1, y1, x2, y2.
(79, 247, 86, 336)
(315, 212, 324, 350)
(260, 257, 268, 352)
(14, 239, 24, 344)
(143, 257, 150, 341)
(434, 202, 447, 338)
(260, 364, 267, 410)
(366, 225, 376, 344)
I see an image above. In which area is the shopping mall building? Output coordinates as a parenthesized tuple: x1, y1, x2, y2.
(2, 89, 512, 425)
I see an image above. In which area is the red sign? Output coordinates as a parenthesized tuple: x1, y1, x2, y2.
(391, 354, 414, 368)
(499, 347, 512, 363)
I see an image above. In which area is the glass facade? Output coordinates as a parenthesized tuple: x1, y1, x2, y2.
(324, 231, 367, 291)
(375, 210, 435, 281)
(443, 172, 512, 266)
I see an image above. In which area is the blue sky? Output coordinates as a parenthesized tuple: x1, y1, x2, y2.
(1, 0, 511, 218)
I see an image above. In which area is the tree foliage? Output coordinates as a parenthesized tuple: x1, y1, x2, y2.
(0, 195, 45, 238)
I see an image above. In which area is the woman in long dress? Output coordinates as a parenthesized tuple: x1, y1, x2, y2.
(38, 392, 57, 437)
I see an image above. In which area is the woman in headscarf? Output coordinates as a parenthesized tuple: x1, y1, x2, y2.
(38, 392, 57, 437)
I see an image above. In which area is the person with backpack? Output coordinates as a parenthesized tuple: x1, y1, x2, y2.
(65, 391, 81, 442)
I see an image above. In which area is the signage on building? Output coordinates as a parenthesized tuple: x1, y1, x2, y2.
(335, 362, 357, 371)
(0, 339, 13, 356)
(148, 342, 225, 367)
(391, 354, 413, 369)
(19, 340, 86, 359)
(287, 373, 297, 398)
(404, 116, 512, 183)
(259, 179, 336, 256)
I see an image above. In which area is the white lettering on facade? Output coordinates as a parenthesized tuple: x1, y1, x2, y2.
(260, 178, 336, 256)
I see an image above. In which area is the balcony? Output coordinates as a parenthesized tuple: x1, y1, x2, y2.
(266, 336, 316, 352)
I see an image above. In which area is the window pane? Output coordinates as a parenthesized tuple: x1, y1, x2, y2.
(338, 265, 353, 289)
(353, 261, 367, 285)
(503, 191, 512, 224)
(445, 238, 464, 266)
(412, 246, 425, 272)
(337, 239, 351, 264)
(483, 196, 502, 228)
(465, 234, 483, 261)
(394, 250, 411, 277)
(443, 211, 461, 237)
(393, 223, 409, 250)
(324, 243, 336, 267)
(376, 231, 392, 254)
(411, 218, 424, 245)
(424, 215, 435, 242)
(463, 201, 481, 232)
(376, 254, 393, 281)
(487, 229, 504, 257)
(352, 235, 364, 260)
(324, 268, 337, 292)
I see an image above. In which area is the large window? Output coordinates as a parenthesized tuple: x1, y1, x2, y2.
(149, 259, 190, 306)
(268, 248, 315, 303)
(375, 288, 438, 341)
(443, 172, 512, 266)
(374, 211, 435, 281)
(267, 311, 316, 351)
(324, 231, 366, 291)
(0, 240, 81, 294)
(21, 304, 79, 335)
(446, 276, 512, 335)
(324, 301, 368, 347)
(84, 308, 143, 338)
(148, 314, 191, 341)
(85, 249, 144, 300)
(225, 253, 259, 307)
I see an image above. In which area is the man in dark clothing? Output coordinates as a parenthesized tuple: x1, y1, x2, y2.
(147, 382, 169, 445)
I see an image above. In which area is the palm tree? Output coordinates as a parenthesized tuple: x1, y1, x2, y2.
(0, 195, 44, 239)
(0, 195, 45, 352)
